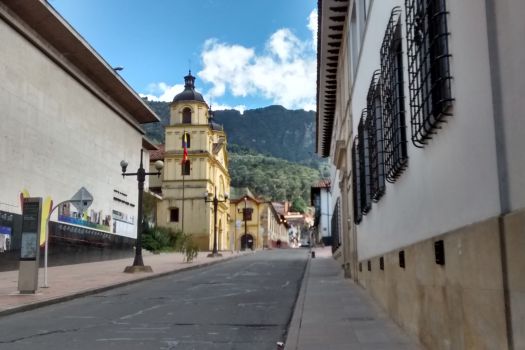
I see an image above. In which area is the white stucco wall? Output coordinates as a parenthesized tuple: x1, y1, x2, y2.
(329, 164, 341, 236)
(319, 189, 332, 238)
(352, 0, 501, 259)
(0, 18, 144, 238)
(490, 0, 525, 211)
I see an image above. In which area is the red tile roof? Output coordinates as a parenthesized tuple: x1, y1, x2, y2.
(149, 144, 165, 161)
(312, 179, 331, 188)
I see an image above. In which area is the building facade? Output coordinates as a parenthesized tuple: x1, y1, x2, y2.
(0, 1, 159, 270)
(310, 179, 332, 245)
(229, 188, 264, 251)
(156, 73, 230, 251)
(261, 201, 290, 249)
(228, 188, 290, 250)
(317, 0, 525, 348)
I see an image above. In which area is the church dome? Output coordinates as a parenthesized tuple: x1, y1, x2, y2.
(172, 71, 205, 103)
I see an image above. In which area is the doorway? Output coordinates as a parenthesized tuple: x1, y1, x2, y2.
(240, 234, 254, 250)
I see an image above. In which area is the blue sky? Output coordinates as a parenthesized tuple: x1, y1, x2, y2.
(49, 0, 318, 113)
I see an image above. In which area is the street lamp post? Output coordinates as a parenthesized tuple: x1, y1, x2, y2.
(204, 188, 228, 257)
(121, 149, 163, 273)
(243, 196, 248, 251)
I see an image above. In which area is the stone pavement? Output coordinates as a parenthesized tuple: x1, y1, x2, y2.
(285, 246, 424, 350)
(0, 250, 250, 316)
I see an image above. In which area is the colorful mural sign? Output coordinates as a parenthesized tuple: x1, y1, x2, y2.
(58, 214, 110, 232)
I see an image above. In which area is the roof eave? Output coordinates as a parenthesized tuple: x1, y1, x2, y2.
(1, 0, 159, 125)
(316, 0, 349, 158)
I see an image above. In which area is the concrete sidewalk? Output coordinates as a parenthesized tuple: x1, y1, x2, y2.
(0, 250, 249, 316)
(285, 247, 423, 350)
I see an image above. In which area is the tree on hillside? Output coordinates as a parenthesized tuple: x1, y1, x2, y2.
(291, 197, 308, 213)
(143, 101, 323, 167)
(229, 152, 320, 202)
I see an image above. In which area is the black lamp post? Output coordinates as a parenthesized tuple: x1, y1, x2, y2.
(121, 149, 163, 273)
(204, 188, 228, 257)
(243, 196, 248, 251)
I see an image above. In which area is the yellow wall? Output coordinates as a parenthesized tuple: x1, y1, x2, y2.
(229, 198, 265, 250)
(157, 97, 230, 251)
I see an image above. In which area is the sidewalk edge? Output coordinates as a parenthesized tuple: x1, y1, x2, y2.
(283, 251, 311, 350)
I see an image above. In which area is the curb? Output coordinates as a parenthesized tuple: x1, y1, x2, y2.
(283, 250, 311, 350)
(0, 253, 249, 318)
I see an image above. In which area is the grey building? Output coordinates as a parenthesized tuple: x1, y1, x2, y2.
(317, 0, 525, 348)
(0, 1, 159, 269)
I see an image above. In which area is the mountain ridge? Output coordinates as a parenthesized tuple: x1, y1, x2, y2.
(143, 100, 319, 165)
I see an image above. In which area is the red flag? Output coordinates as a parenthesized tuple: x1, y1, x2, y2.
(181, 133, 188, 165)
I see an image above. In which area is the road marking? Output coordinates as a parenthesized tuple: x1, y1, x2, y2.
(119, 304, 162, 320)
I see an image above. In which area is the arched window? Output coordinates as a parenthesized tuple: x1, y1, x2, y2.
(182, 133, 191, 148)
(181, 160, 191, 176)
(182, 108, 192, 124)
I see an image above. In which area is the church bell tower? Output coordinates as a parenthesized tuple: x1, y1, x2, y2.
(157, 72, 231, 252)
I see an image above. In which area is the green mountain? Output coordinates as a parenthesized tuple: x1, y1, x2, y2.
(212, 105, 317, 165)
(143, 101, 319, 165)
(142, 100, 170, 143)
(227, 144, 321, 203)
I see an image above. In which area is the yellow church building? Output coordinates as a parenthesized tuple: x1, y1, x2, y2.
(156, 72, 230, 251)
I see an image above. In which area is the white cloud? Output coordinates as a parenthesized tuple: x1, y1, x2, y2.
(210, 103, 247, 115)
(267, 28, 305, 62)
(139, 80, 247, 114)
(308, 9, 318, 51)
(140, 83, 184, 102)
(200, 39, 255, 98)
(140, 8, 318, 111)
(197, 11, 317, 111)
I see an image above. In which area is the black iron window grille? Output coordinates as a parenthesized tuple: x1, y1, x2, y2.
(406, 0, 453, 147)
(352, 139, 362, 224)
(331, 199, 342, 253)
(366, 70, 386, 201)
(381, 7, 408, 183)
(358, 110, 372, 214)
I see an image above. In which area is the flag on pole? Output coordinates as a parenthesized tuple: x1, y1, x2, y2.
(181, 132, 188, 165)
(40, 197, 52, 247)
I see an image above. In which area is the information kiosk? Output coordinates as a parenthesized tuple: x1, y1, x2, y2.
(18, 197, 42, 294)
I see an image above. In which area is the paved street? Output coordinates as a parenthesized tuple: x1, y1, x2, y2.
(0, 249, 308, 350)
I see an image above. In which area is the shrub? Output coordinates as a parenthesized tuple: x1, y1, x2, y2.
(142, 226, 181, 253)
(175, 233, 199, 262)
(141, 226, 198, 262)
